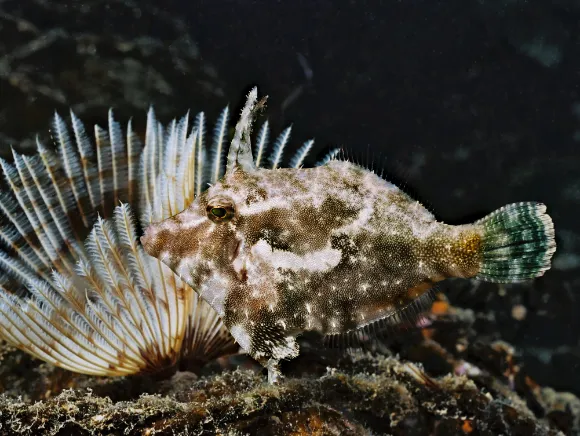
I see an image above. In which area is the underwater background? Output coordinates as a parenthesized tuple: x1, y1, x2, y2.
(0, 0, 579, 434)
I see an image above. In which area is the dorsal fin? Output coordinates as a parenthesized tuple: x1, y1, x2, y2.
(334, 146, 390, 180)
(333, 146, 437, 218)
(226, 87, 260, 175)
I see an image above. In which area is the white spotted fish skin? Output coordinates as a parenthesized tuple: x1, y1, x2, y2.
(142, 88, 556, 382)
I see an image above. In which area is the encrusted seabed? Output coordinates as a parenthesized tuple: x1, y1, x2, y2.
(0, 344, 574, 435)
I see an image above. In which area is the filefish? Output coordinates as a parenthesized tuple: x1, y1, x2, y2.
(141, 88, 556, 382)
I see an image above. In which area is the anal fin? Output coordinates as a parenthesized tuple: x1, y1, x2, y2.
(324, 288, 436, 349)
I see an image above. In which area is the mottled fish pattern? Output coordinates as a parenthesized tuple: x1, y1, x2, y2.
(142, 88, 556, 382)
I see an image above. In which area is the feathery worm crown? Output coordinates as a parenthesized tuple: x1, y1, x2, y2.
(0, 88, 332, 375)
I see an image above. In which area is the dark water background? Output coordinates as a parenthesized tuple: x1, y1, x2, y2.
(1, 0, 579, 396)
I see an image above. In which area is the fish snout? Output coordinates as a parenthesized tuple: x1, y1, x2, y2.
(140, 215, 205, 269)
(140, 223, 163, 258)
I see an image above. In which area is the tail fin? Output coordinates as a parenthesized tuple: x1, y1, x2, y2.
(475, 202, 556, 283)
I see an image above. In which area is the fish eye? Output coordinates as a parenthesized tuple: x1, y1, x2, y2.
(206, 197, 235, 223)
(211, 207, 227, 218)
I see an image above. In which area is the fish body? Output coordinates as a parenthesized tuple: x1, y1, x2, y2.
(142, 88, 556, 382)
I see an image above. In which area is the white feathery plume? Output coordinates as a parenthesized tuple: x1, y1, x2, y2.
(0, 90, 319, 376)
(254, 119, 269, 168)
(70, 110, 99, 211)
(108, 109, 128, 206)
(210, 106, 229, 184)
(126, 118, 142, 207)
(194, 112, 206, 199)
(316, 147, 341, 166)
(94, 125, 113, 214)
(269, 126, 292, 169)
(289, 139, 315, 169)
(53, 113, 92, 227)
